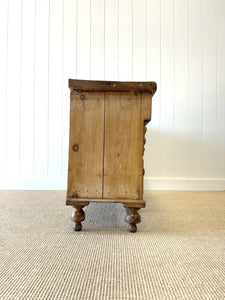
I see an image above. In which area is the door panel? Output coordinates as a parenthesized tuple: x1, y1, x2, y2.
(103, 92, 142, 199)
(67, 91, 104, 199)
(139, 92, 153, 198)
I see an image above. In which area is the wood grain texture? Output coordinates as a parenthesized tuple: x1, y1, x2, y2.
(66, 198, 146, 208)
(103, 92, 142, 199)
(67, 87, 150, 232)
(139, 93, 152, 198)
(69, 79, 157, 94)
(67, 91, 104, 199)
(1, 0, 224, 191)
(67, 87, 152, 203)
(124, 207, 141, 232)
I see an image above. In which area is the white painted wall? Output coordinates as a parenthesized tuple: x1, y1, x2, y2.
(0, 0, 225, 190)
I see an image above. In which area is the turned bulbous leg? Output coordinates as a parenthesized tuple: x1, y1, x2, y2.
(71, 205, 86, 231)
(124, 207, 141, 233)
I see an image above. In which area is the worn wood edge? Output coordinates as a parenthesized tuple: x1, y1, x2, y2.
(66, 198, 146, 208)
(69, 79, 157, 95)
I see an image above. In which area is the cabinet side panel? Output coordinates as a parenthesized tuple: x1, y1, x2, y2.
(142, 93, 152, 122)
(140, 93, 153, 199)
(103, 92, 142, 199)
(67, 91, 104, 199)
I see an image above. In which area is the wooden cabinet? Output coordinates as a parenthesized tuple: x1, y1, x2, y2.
(66, 80, 157, 232)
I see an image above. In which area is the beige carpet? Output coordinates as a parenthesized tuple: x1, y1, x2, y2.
(0, 191, 224, 300)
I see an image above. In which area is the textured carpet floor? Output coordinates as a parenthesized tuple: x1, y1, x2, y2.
(0, 191, 224, 300)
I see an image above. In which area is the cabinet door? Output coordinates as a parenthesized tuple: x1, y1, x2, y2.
(103, 92, 142, 199)
(67, 91, 104, 199)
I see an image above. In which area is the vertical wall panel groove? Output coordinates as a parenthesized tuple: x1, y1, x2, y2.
(145, 0, 161, 179)
(173, 0, 175, 178)
(91, 0, 105, 80)
(89, 0, 92, 79)
(18, 0, 23, 177)
(48, 0, 64, 177)
(187, 0, 190, 177)
(215, 0, 218, 180)
(62, 0, 77, 178)
(160, 0, 175, 177)
(1, 0, 225, 189)
(6, 0, 22, 177)
(105, 0, 118, 80)
(174, 0, 189, 178)
(131, 0, 133, 81)
(33, 0, 49, 178)
(47, 0, 50, 177)
(61, 0, 64, 177)
(201, 0, 204, 175)
(202, 0, 217, 178)
(133, 0, 147, 81)
(118, 0, 132, 81)
(216, 0, 225, 178)
(76, 0, 78, 78)
(103, 0, 105, 80)
(33, 0, 37, 176)
(0, 0, 9, 176)
(20, 0, 36, 177)
(77, 0, 90, 80)
(117, 0, 119, 80)
(145, 0, 147, 80)
(188, 0, 204, 178)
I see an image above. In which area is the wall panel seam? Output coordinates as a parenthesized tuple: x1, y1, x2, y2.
(187, 0, 190, 178)
(47, 0, 50, 176)
(76, 0, 78, 78)
(159, 0, 162, 178)
(33, 0, 37, 177)
(173, 0, 175, 178)
(89, 0, 92, 79)
(131, 0, 133, 81)
(215, 0, 218, 177)
(104, 0, 105, 80)
(117, 0, 119, 80)
(4, 0, 10, 176)
(61, 0, 64, 177)
(18, 0, 23, 176)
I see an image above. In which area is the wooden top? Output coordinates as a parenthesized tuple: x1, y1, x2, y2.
(69, 79, 157, 95)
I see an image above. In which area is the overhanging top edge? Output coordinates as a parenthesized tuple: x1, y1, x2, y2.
(69, 79, 157, 95)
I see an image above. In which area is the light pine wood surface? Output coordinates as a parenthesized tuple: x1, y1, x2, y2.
(103, 92, 142, 200)
(67, 91, 104, 199)
(67, 80, 155, 232)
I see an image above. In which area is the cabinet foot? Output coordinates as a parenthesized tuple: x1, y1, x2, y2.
(71, 204, 87, 231)
(124, 207, 141, 233)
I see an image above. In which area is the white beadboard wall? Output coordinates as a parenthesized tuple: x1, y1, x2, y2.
(0, 0, 225, 190)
